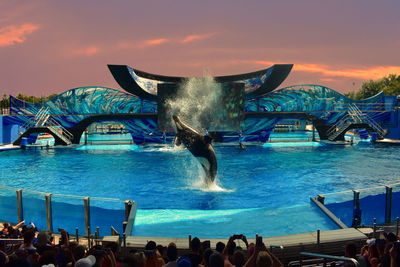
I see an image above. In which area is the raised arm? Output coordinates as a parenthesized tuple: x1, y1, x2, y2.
(222, 235, 236, 257)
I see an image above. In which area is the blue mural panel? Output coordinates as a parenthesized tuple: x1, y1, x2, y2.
(9, 84, 389, 144)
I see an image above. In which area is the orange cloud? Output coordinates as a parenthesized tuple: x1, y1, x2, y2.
(181, 34, 213, 43)
(253, 60, 400, 80)
(320, 78, 335, 82)
(72, 46, 100, 56)
(140, 38, 169, 47)
(0, 23, 39, 47)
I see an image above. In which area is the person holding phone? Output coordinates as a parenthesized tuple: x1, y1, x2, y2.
(222, 235, 249, 267)
(243, 235, 283, 267)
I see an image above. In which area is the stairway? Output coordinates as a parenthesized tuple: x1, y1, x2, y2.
(327, 104, 386, 141)
(14, 107, 73, 146)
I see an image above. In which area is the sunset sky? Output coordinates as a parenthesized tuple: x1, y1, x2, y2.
(0, 0, 399, 96)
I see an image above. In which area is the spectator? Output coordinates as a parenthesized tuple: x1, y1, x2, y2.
(243, 236, 282, 267)
(144, 241, 165, 267)
(124, 251, 146, 267)
(201, 249, 214, 267)
(74, 255, 96, 267)
(343, 242, 367, 267)
(20, 229, 36, 250)
(105, 241, 121, 265)
(163, 243, 178, 267)
(73, 245, 86, 263)
(39, 249, 57, 267)
(215, 243, 225, 254)
(223, 235, 248, 267)
(188, 237, 202, 267)
(157, 245, 167, 262)
(362, 241, 380, 267)
(35, 230, 53, 254)
(233, 250, 246, 267)
(209, 252, 224, 267)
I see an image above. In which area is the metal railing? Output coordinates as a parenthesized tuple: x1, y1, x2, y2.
(34, 107, 51, 127)
(16, 107, 74, 144)
(318, 181, 400, 227)
(326, 114, 352, 137)
(351, 104, 386, 137)
(0, 184, 137, 239)
(294, 252, 360, 267)
(327, 104, 387, 140)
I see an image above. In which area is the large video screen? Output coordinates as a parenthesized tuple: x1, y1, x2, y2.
(158, 81, 244, 132)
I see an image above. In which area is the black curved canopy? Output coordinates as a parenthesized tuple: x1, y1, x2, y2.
(108, 64, 293, 101)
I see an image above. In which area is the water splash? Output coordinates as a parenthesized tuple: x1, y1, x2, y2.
(166, 74, 223, 131)
(191, 178, 235, 193)
(142, 144, 184, 153)
(177, 156, 233, 192)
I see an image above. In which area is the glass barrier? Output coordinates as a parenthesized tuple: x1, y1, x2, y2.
(391, 183, 400, 221)
(0, 185, 130, 237)
(22, 190, 47, 231)
(90, 197, 126, 236)
(0, 185, 18, 223)
(323, 190, 354, 227)
(321, 184, 400, 227)
(52, 194, 86, 235)
(358, 186, 386, 225)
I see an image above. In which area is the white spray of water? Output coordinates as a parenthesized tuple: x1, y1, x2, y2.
(177, 154, 234, 192)
(143, 145, 185, 153)
(166, 74, 223, 131)
(164, 73, 234, 192)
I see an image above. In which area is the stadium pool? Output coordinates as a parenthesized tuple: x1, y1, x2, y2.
(1, 132, 399, 238)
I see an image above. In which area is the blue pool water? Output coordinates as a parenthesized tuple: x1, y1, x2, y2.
(1, 132, 400, 238)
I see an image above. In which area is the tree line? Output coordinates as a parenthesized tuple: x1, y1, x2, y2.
(0, 93, 58, 109)
(345, 74, 400, 99)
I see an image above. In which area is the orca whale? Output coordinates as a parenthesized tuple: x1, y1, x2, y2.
(172, 115, 217, 185)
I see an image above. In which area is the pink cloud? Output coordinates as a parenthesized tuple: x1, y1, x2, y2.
(139, 38, 169, 47)
(72, 46, 100, 56)
(119, 34, 213, 50)
(253, 60, 400, 80)
(0, 23, 39, 47)
(181, 34, 213, 43)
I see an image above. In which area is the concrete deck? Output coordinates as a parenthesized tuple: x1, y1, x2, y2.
(124, 228, 371, 250)
(375, 138, 400, 145)
(0, 144, 20, 151)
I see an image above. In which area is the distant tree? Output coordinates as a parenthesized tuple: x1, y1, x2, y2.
(15, 93, 57, 103)
(344, 91, 361, 100)
(0, 94, 10, 111)
(380, 74, 400, 96)
(346, 74, 400, 99)
(0, 93, 58, 111)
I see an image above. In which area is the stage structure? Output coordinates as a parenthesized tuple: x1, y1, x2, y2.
(7, 64, 391, 145)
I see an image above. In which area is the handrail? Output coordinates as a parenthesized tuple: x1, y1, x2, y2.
(299, 252, 360, 267)
(327, 103, 387, 140)
(352, 104, 386, 136)
(326, 114, 352, 137)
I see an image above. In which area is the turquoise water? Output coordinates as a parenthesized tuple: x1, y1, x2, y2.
(1, 132, 399, 238)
